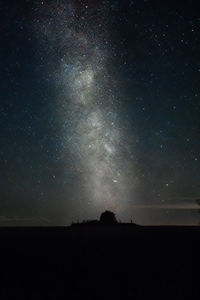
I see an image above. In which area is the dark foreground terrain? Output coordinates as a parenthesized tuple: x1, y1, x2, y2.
(0, 225, 200, 299)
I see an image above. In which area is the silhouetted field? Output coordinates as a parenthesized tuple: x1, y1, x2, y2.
(0, 225, 199, 299)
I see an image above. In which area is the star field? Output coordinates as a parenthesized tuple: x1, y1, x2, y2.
(0, 0, 200, 225)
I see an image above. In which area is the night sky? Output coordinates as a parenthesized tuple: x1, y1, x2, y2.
(1, 0, 200, 225)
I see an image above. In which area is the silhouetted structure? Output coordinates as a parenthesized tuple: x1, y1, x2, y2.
(71, 210, 138, 227)
(99, 210, 117, 225)
(80, 220, 99, 226)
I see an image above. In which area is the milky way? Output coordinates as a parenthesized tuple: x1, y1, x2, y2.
(37, 1, 133, 214)
(1, 1, 200, 225)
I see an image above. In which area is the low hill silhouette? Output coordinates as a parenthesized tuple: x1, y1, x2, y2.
(71, 210, 138, 227)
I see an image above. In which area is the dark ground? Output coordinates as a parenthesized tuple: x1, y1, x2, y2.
(0, 225, 200, 299)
